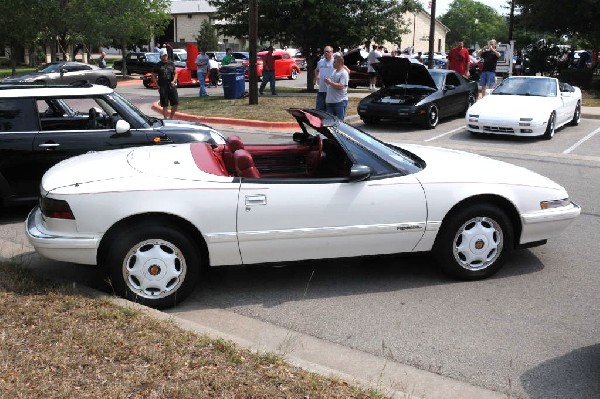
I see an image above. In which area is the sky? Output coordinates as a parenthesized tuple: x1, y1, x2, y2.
(431, 0, 509, 15)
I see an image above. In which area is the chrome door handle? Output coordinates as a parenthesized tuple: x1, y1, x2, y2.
(38, 143, 60, 148)
(245, 194, 266, 206)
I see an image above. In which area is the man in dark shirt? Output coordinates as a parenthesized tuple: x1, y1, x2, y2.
(477, 39, 501, 98)
(152, 48, 179, 119)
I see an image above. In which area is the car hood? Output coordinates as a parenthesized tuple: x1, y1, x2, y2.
(373, 57, 437, 89)
(399, 143, 562, 189)
(468, 95, 557, 117)
(1, 72, 47, 82)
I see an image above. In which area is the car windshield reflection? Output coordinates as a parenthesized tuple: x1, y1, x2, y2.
(36, 63, 63, 73)
(493, 77, 557, 97)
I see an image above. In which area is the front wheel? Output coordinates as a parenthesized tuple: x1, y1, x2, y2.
(434, 204, 513, 280)
(569, 101, 581, 126)
(423, 103, 439, 129)
(104, 223, 201, 309)
(543, 111, 556, 140)
(288, 69, 298, 80)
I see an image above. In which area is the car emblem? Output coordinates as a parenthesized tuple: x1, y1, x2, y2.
(475, 239, 484, 250)
(148, 264, 161, 276)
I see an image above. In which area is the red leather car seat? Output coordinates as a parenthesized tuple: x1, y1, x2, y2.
(223, 135, 245, 174)
(233, 149, 260, 178)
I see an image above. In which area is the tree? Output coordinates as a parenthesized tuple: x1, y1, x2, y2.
(99, 0, 171, 75)
(440, 0, 507, 50)
(208, 0, 420, 91)
(0, 0, 47, 73)
(196, 20, 220, 51)
(514, 0, 600, 50)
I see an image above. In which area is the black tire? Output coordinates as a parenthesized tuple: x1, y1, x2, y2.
(423, 103, 439, 129)
(434, 204, 513, 280)
(95, 77, 111, 87)
(543, 111, 556, 140)
(288, 69, 298, 80)
(142, 80, 151, 88)
(569, 101, 581, 126)
(103, 223, 201, 309)
(463, 93, 476, 116)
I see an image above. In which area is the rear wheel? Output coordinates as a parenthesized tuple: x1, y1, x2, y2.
(569, 101, 581, 126)
(288, 69, 298, 80)
(423, 103, 439, 129)
(434, 204, 513, 280)
(104, 223, 201, 309)
(95, 77, 111, 87)
(543, 112, 556, 140)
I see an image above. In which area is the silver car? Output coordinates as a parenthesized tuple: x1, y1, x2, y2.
(1, 61, 117, 88)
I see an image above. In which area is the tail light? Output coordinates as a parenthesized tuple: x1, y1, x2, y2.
(40, 197, 75, 220)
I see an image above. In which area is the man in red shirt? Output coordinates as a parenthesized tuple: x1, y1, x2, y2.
(259, 46, 277, 95)
(447, 39, 470, 78)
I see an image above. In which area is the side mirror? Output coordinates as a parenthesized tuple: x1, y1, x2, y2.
(444, 84, 456, 91)
(115, 119, 131, 134)
(293, 132, 308, 143)
(349, 164, 372, 182)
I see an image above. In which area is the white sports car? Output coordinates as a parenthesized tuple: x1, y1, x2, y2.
(466, 76, 582, 139)
(26, 109, 581, 309)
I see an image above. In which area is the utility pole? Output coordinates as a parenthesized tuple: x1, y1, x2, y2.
(508, 0, 515, 41)
(427, 0, 436, 68)
(248, 0, 258, 105)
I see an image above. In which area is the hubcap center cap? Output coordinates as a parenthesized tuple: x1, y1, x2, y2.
(148, 264, 161, 276)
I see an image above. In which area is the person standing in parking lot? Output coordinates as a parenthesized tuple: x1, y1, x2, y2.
(208, 54, 219, 87)
(221, 48, 236, 66)
(367, 44, 382, 90)
(477, 39, 501, 97)
(152, 48, 179, 119)
(315, 46, 334, 111)
(194, 48, 209, 97)
(448, 39, 470, 78)
(259, 46, 277, 95)
(325, 54, 349, 120)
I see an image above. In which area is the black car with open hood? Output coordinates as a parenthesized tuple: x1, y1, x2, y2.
(357, 57, 479, 129)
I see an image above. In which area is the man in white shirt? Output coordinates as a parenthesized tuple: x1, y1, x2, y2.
(315, 46, 335, 111)
(367, 44, 382, 90)
(324, 54, 349, 120)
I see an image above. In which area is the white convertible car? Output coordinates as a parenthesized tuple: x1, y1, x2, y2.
(27, 109, 581, 309)
(466, 76, 582, 139)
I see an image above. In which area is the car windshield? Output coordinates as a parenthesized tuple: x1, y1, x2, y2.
(333, 122, 424, 173)
(428, 71, 445, 89)
(493, 77, 557, 97)
(145, 53, 160, 63)
(36, 63, 63, 73)
(176, 53, 187, 62)
(105, 91, 152, 126)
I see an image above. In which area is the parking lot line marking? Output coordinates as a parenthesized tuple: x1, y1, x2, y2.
(424, 126, 465, 142)
(563, 126, 600, 154)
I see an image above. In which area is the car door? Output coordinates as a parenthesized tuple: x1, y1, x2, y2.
(236, 175, 427, 264)
(0, 97, 43, 201)
(31, 97, 154, 189)
(439, 72, 467, 116)
(273, 54, 286, 78)
(60, 63, 93, 84)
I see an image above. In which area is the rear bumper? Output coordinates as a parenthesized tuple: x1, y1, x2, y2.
(26, 206, 99, 265)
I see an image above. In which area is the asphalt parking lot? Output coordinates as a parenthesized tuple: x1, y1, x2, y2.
(2, 74, 599, 399)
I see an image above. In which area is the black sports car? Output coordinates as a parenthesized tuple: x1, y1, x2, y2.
(357, 57, 479, 128)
